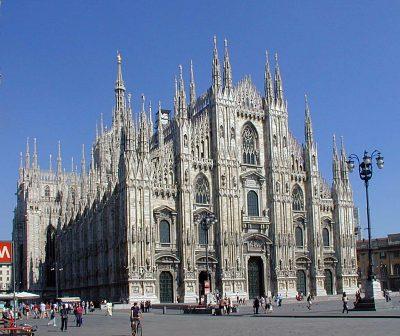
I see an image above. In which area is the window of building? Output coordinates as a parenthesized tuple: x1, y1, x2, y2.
(247, 191, 259, 216)
(380, 252, 386, 259)
(198, 224, 207, 245)
(295, 227, 303, 247)
(195, 175, 210, 204)
(292, 186, 304, 211)
(394, 264, 400, 276)
(242, 124, 258, 165)
(159, 220, 171, 244)
(322, 228, 330, 247)
(45, 185, 50, 197)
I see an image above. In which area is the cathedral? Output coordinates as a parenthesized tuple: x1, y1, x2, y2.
(13, 38, 359, 303)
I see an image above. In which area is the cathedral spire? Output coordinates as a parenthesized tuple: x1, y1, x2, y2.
(332, 134, 340, 182)
(274, 52, 284, 103)
(49, 154, 52, 173)
(25, 137, 30, 169)
(212, 35, 221, 91)
(340, 136, 349, 181)
(304, 94, 314, 144)
(115, 51, 126, 121)
(19, 152, 23, 178)
(157, 101, 164, 147)
(190, 60, 196, 108)
(57, 140, 62, 175)
(100, 113, 104, 135)
(264, 50, 274, 104)
(177, 65, 187, 118)
(223, 38, 233, 92)
(81, 144, 86, 175)
(32, 138, 38, 169)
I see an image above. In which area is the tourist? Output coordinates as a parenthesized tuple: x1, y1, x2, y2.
(260, 296, 265, 312)
(253, 297, 260, 314)
(47, 307, 56, 327)
(226, 298, 232, 315)
(76, 304, 83, 327)
(60, 304, 69, 331)
(342, 292, 349, 314)
(40, 302, 46, 319)
(130, 302, 142, 336)
(89, 301, 95, 313)
(306, 293, 313, 310)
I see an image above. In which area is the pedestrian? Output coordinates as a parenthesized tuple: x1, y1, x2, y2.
(306, 293, 312, 310)
(260, 296, 265, 312)
(253, 297, 260, 314)
(76, 304, 83, 327)
(342, 292, 349, 314)
(40, 302, 46, 318)
(47, 308, 56, 327)
(60, 304, 68, 331)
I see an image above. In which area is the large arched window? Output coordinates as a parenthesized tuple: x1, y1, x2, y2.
(45, 226, 56, 287)
(247, 191, 259, 216)
(198, 224, 207, 245)
(159, 220, 171, 244)
(242, 124, 259, 165)
(195, 175, 210, 204)
(393, 264, 400, 276)
(322, 228, 330, 247)
(295, 226, 304, 247)
(292, 186, 304, 211)
(45, 185, 50, 197)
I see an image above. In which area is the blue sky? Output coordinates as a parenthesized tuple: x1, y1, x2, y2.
(0, 1, 399, 240)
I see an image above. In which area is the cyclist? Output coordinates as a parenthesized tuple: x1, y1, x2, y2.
(130, 302, 142, 336)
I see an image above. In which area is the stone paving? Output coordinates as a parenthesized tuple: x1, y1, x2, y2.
(21, 297, 400, 336)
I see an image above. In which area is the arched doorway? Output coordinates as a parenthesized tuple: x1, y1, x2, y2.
(324, 269, 333, 295)
(159, 271, 173, 303)
(198, 271, 211, 298)
(247, 257, 264, 299)
(296, 270, 306, 295)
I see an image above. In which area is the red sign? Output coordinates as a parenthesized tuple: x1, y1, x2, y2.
(0, 241, 13, 264)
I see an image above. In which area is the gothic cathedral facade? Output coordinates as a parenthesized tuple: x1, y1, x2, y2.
(13, 38, 358, 303)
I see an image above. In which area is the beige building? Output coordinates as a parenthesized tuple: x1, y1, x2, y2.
(357, 233, 400, 291)
(13, 38, 358, 303)
(0, 265, 12, 293)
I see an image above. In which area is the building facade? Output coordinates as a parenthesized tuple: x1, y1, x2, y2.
(13, 39, 359, 303)
(357, 234, 400, 291)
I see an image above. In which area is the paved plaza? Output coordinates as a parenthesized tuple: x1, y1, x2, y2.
(25, 297, 400, 336)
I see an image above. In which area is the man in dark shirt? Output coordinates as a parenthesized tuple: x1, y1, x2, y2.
(60, 304, 69, 331)
(130, 302, 141, 336)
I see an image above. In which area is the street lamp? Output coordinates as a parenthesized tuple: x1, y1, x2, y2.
(347, 150, 384, 309)
(51, 262, 64, 299)
(195, 212, 217, 306)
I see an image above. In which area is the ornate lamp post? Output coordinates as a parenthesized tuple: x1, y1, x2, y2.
(195, 212, 217, 306)
(347, 150, 384, 309)
(51, 262, 64, 299)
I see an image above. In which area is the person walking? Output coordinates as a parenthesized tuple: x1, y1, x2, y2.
(253, 297, 260, 314)
(342, 292, 349, 314)
(47, 308, 56, 327)
(60, 304, 69, 332)
(76, 304, 83, 327)
(306, 293, 313, 310)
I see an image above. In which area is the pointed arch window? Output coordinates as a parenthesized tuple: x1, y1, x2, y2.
(323, 228, 330, 247)
(159, 220, 171, 244)
(242, 124, 259, 165)
(292, 186, 304, 211)
(247, 191, 259, 216)
(45, 185, 50, 197)
(195, 175, 210, 204)
(198, 224, 207, 245)
(295, 226, 304, 247)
